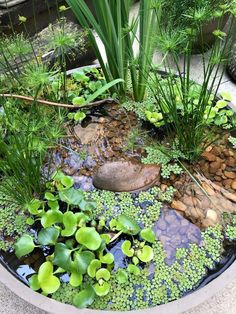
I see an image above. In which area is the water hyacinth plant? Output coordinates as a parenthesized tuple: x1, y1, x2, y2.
(66, 0, 157, 101)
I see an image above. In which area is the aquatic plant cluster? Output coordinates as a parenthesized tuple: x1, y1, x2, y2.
(52, 225, 224, 310)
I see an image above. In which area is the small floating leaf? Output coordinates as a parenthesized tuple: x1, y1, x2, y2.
(61, 176, 74, 188)
(72, 96, 86, 106)
(75, 227, 102, 250)
(116, 269, 128, 284)
(93, 282, 110, 297)
(45, 192, 58, 201)
(96, 268, 111, 281)
(99, 252, 114, 264)
(41, 210, 63, 228)
(73, 286, 95, 309)
(87, 259, 101, 278)
(38, 261, 60, 294)
(121, 240, 134, 257)
(15, 235, 35, 258)
(26, 199, 42, 215)
(116, 215, 140, 235)
(137, 245, 154, 263)
(38, 227, 60, 245)
(140, 228, 156, 243)
(70, 271, 83, 287)
(127, 264, 140, 276)
(61, 212, 77, 237)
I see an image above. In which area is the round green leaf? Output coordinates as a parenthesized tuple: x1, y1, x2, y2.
(93, 282, 110, 297)
(140, 228, 156, 243)
(137, 245, 154, 263)
(75, 227, 102, 250)
(61, 211, 77, 237)
(38, 261, 60, 294)
(14, 235, 35, 258)
(26, 199, 42, 215)
(38, 227, 60, 246)
(70, 271, 83, 287)
(73, 251, 95, 274)
(53, 243, 72, 271)
(99, 252, 114, 264)
(116, 215, 141, 235)
(59, 188, 83, 206)
(121, 240, 134, 257)
(96, 268, 110, 281)
(73, 286, 95, 309)
(41, 210, 63, 228)
(29, 274, 40, 291)
(116, 269, 128, 284)
(87, 259, 101, 278)
(72, 96, 86, 106)
(61, 176, 74, 188)
(127, 264, 140, 276)
(45, 192, 57, 201)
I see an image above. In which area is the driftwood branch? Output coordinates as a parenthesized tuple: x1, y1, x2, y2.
(0, 93, 118, 110)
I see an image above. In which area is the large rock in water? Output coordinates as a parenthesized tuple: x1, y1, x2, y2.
(93, 161, 160, 192)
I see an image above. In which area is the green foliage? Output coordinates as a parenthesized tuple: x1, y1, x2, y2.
(67, 0, 157, 101)
(0, 192, 28, 251)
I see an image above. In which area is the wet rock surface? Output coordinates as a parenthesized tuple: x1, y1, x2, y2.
(153, 208, 203, 265)
(93, 161, 160, 192)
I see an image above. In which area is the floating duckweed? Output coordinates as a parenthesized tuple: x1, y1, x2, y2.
(225, 225, 236, 241)
(0, 192, 28, 251)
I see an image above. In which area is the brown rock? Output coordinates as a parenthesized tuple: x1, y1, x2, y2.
(202, 152, 216, 162)
(224, 171, 236, 179)
(183, 196, 197, 207)
(171, 200, 187, 212)
(202, 218, 215, 228)
(223, 179, 233, 188)
(214, 176, 222, 182)
(226, 157, 235, 167)
(93, 161, 160, 192)
(74, 123, 103, 145)
(209, 161, 222, 174)
(232, 181, 236, 190)
(201, 183, 215, 196)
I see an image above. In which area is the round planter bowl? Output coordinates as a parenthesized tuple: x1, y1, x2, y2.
(1, 260, 236, 314)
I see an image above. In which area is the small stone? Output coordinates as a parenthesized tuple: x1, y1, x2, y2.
(202, 218, 215, 228)
(201, 183, 215, 196)
(201, 152, 216, 162)
(224, 171, 236, 179)
(206, 209, 219, 223)
(171, 200, 187, 212)
(232, 181, 236, 190)
(226, 157, 235, 167)
(223, 179, 233, 188)
(209, 161, 221, 174)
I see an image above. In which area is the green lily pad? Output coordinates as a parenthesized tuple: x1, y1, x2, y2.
(26, 199, 42, 215)
(29, 274, 40, 291)
(121, 240, 134, 257)
(70, 271, 83, 287)
(220, 91, 232, 101)
(75, 227, 102, 250)
(100, 234, 111, 244)
(15, 235, 35, 258)
(216, 99, 228, 109)
(116, 269, 128, 284)
(38, 261, 60, 294)
(73, 251, 95, 274)
(96, 268, 111, 281)
(137, 245, 154, 263)
(53, 243, 72, 271)
(59, 188, 83, 206)
(116, 215, 140, 235)
(38, 227, 60, 245)
(73, 286, 95, 309)
(132, 256, 139, 265)
(99, 252, 114, 264)
(79, 200, 96, 212)
(87, 259, 101, 278)
(61, 212, 77, 237)
(94, 282, 110, 296)
(140, 228, 156, 243)
(215, 115, 228, 125)
(127, 264, 140, 276)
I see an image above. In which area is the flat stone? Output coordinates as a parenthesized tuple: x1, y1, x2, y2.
(93, 161, 160, 192)
(206, 209, 219, 224)
(171, 200, 187, 212)
(224, 171, 236, 179)
(202, 152, 216, 162)
(232, 181, 236, 190)
(74, 123, 103, 145)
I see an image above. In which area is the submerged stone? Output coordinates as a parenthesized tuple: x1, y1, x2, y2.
(93, 161, 160, 192)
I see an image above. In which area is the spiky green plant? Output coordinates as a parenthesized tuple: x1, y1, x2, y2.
(66, 0, 157, 102)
